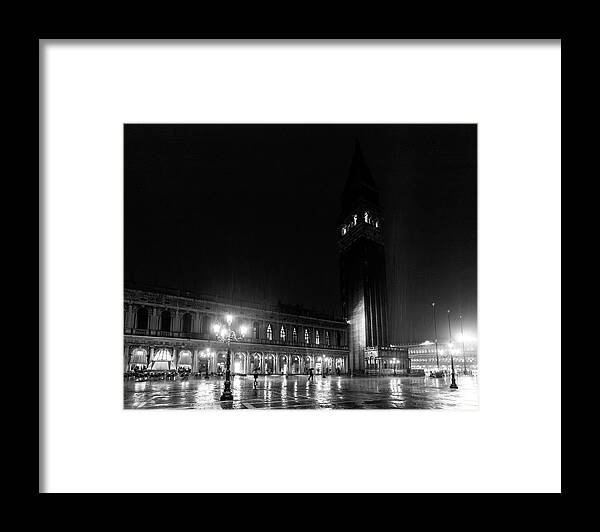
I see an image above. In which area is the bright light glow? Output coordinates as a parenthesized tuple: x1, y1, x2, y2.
(212, 323, 220, 334)
(456, 333, 477, 344)
(220, 328, 228, 338)
(240, 325, 248, 336)
(225, 314, 233, 326)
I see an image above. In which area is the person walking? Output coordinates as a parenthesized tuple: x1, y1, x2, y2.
(253, 367, 259, 389)
(307, 367, 314, 382)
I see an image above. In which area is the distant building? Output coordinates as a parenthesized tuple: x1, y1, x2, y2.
(405, 340, 478, 374)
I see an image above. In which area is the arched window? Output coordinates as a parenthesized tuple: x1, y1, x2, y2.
(160, 310, 171, 332)
(315, 330, 320, 345)
(181, 313, 192, 333)
(292, 327, 298, 343)
(253, 321, 259, 339)
(305, 328, 310, 344)
(336, 331, 341, 346)
(266, 324, 273, 341)
(280, 325, 286, 341)
(325, 331, 330, 345)
(136, 307, 149, 330)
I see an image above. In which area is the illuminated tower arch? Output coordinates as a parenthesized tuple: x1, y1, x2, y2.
(338, 140, 389, 373)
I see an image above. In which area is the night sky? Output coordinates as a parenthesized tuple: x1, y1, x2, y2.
(125, 124, 477, 344)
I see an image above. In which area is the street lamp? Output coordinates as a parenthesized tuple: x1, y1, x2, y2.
(460, 314, 467, 375)
(432, 302, 439, 369)
(447, 309, 452, 376)
(213, 315, 246, 401)
(450, 354, 458, 389)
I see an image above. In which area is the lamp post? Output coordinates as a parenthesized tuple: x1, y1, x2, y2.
(450, 354, 458, 389)
(432, 302, 439, 369)
(460, 314, 467, 375)
(447, 309, 452, 376)
(213, 314, 247, 401)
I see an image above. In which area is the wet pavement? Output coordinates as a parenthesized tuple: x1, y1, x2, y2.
(124, 374, 479, 409)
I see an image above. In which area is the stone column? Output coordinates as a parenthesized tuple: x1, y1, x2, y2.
(173, 347, 178, 370)
(148, 347, 154, 367)
(123, 345, 129, 371)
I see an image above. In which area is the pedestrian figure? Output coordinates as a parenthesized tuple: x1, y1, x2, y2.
(253, 367, 259, 389)
(307, 367, 314, 382)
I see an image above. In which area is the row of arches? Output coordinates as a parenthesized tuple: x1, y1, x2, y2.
(125, 346, 348, 375)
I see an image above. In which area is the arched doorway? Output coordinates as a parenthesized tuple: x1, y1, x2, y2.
(148, 348, 174, 371)
(303, 356, 311, 374)
(129, 347, 147, 370)
(279, 355, 288, 375)
(264, 354, 275, 374)
(233, 353, 245, 375)
(290, 355, 300, 374)
(178, 349, 193, 369)
(250, 353, 261, 373)
(216, 352, 227, 375)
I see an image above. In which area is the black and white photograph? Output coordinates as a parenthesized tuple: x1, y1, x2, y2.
(124, 124, 478, 409)
(40, 39, 561, 493)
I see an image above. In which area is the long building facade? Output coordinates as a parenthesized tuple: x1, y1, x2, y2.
(405, 341, 478, 374)
(124, 286, 350, 375)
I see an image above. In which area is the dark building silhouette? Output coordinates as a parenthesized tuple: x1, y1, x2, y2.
(338, 140, 391, 373)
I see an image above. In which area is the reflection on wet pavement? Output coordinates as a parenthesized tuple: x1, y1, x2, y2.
(124, 374, 479, 410)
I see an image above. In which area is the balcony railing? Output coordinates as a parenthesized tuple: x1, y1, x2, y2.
(124, 328, 348, 350)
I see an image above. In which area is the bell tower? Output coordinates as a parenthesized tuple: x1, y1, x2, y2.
(338, 140, 389, 374)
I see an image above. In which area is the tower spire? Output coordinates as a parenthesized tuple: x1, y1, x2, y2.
(341, 139, 380, 217)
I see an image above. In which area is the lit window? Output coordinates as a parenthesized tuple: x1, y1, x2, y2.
(325, 331, 330, 345)
(305, 329, 310, 344)
(315, 330, 320, 345)
(364, 211, 369, 223)
(341, 226, 346, 236)
(266, 324, 273, 341)
(280, 325, 286, 341)
(353, 214, 357, 225)
(292, 327, 298, 343)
